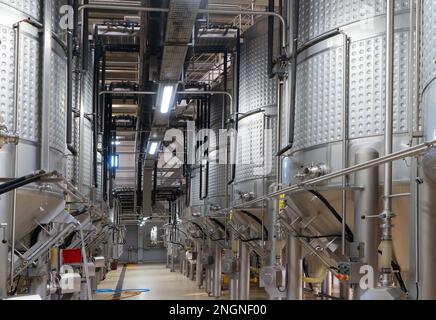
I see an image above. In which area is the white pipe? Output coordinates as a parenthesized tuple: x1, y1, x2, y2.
(380, 0, 395, 287)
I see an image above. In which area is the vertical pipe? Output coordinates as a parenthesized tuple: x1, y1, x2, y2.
(418, 159, 436, 299)
(286, 229, 302, 300)
(41, 0, 52, 171)
(381, 0, 395, 287)
(213, 243, 222, 297)
(354, 148, 380, 299)
(341, 32, 350, 255)
(409, 0, 423, 299)
(66, 27, 77, 156)
(196, 240, 203, 287)
(82, 0, 89, 70)
(238, 241, 250, 300)
(230, 275, 239, 300)
(267, 0, 275, 78)
(321, 272, 332, 300)
(206, 266, 212, 294)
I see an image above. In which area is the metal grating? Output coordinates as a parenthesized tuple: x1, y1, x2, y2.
(160, 45, 189, 81)
(165, 0, 201, 44)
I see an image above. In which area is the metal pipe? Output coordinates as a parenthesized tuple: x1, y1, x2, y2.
(78, 5, 287, 48)
(267, 0, 275, 78)
(341, 33, 350, 255)
(381, 0, 395, 287)
(228, 28, 241, 186)
(67, 27, 77, 156)
(353, 148, 380, 300)
(196, 240, 203, 288)
(238, 241, 250, 300)
(213, 243, 222, 298)
(99, 90, 233, 111)
(40, 0, 52, 172)
(286, 224, 302, 300)
(220, 140, 436, 212)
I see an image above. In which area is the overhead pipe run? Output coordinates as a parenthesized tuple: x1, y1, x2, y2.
(77, 4, 287, 49)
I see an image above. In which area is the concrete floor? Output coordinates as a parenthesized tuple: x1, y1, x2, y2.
(95, 264, 213, 300)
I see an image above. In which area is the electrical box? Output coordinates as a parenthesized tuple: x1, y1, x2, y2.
(201, 255, 214, 266)
(222, 256, 238, 275)
(337, 261, 364, 284)
(259, 266, 286, 288)
(93, 256, 105, 269)
(59, 273, 82, 294)
(62, 249, 82, 265)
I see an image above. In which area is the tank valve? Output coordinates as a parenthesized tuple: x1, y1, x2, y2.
(296, 163, 328, 180)
(237, 191, 256, 202)
(0, 124, 19, 149)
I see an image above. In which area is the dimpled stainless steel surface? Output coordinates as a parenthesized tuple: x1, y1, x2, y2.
(422, 0, 436, 90)
(293, 29, 413, 152)
(0, 0, 41, 21)
(236, 17, 278, 196)
(18, 33, 41, 143)
(190, 168, 202, 213)
(208, 93, 227, 210)
(297, 0, 410, 45)
(81, 55, 94, 190)
(0, 24, 16, 131)
(49, 50, 67, 152)
(284, 3, 429, 292)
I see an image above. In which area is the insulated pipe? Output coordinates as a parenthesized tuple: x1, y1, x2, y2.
(381, 0, 395, 287)
(354, 148, 380, 299)
(213, 243, 222, 298)
(238, 241, 250, 300)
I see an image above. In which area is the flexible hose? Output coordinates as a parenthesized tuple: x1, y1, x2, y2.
(308, 190, 354, 242)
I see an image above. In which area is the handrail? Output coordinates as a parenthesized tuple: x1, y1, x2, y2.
(219, 139, 436, 213)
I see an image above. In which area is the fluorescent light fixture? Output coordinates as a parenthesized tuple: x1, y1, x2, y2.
(110, 154, 119, 169)
(160, 85, 175, 114)
(111, 141, 121, 146)
(149, 142, 159, 155)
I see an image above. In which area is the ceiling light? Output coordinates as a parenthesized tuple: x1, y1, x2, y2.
(159, 85, 176, 114)
(149, 142, 159, 155)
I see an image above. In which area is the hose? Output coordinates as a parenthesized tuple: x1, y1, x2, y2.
(307, 190, 354, 242)
(0, 170, 47, 195)
(240, 210, 269, 241)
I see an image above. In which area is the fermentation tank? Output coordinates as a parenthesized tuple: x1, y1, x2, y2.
(0, 0, 71, 294)
(280, 0, 436, 298)
(234, 17, 278, 207)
